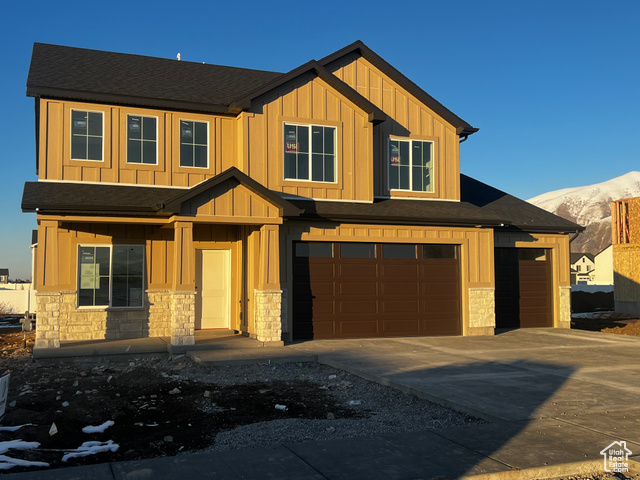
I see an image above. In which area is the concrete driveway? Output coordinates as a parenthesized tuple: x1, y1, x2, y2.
(291, 328, 640, 440)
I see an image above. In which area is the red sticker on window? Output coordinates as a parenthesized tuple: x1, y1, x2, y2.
(286, 142, 299, 153)
(391, 155, 400, 166)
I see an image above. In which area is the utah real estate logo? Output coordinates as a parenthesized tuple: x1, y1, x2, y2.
(600, 441, 632, 473)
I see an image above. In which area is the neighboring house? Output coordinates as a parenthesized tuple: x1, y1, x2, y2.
(21, 41, 582, 351)
(594, 244, 613, 285)
(612, 197, 640, 314)
(570, 253, 596, 285)
(0, 269, 8, 284)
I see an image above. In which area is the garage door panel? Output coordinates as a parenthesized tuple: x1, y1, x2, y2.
(339, 320, 378, 335)
(381, 283, 419, 295)
(381, 319, 420, 333)
(380, 299, 420, 313)
(338, 299, 378, 314)
(380, 264, 419, 278)
(293, 242, 461, 339)
(338, 264, 377, 277)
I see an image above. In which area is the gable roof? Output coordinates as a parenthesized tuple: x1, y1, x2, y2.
(26, 41, 470, 135)
(230, 60, 386, 124)
(319, 41, 478, 137)
(0, 269, 8, 277)
(22, 168, 301, 218)
(570, 252, 595, 264)
(27, 43, 283, 114)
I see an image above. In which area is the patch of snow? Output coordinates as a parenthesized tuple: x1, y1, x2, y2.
(0, 424, 35, 432)
(0, 455, 48, 470)
(82, 420, 114, 434)
(0, 440, 40, 455)
(62, 440, 119, 462)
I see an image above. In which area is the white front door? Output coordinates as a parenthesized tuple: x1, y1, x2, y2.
(195, 249, 231, 329)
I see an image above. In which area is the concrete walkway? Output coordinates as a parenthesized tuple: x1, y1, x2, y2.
(6, 329, 640, 479)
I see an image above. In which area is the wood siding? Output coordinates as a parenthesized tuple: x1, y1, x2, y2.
(329, 56, 460, 201)
(39, 100, 237, 187)
(246, 76, 374, 202)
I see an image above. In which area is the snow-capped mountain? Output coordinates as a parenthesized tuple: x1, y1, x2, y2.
(527, 172, 640, 253)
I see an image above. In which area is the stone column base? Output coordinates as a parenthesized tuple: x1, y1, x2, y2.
(35, 292, 62, 349)
(170, 291, 195, 346)
(558, 285, 572, 329)
(468, 287, 495, 335)
(254, 289, 284, 344)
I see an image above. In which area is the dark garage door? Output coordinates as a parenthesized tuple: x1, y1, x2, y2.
(495, 248, 552, 329)
(292, 242, 461, 339)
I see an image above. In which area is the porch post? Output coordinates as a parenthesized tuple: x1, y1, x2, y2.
(254, 224, 284, 345)
(35, 219, 61, 349)
(171, 221, 195, 346)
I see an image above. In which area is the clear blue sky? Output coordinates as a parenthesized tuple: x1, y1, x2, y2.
(1, 0, 638, 279)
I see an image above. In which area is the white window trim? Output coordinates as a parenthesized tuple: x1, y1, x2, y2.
(179, 118, 209, 169)
(283, 122, 338, 184)
(76, 244, 145, 309)
(387, 137, 435, 193)
(126, 114, 159, 165)
(70, 109, 105, 162)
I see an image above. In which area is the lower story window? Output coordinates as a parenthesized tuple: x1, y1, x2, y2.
(78, 245, 144, 307)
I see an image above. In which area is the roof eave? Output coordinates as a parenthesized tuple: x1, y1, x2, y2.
(27, 86, 231, 115)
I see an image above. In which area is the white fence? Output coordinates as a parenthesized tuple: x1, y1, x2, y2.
(0, 289, 36, 314)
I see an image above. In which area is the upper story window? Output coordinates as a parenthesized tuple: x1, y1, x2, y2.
(284, 123, 336, 182)
(389, 139, 434, 193)
(78, 245, 144, 308)
(71, 110, 103, 161)
(180, 120, 208, 168)
(127, 115, 157, 164)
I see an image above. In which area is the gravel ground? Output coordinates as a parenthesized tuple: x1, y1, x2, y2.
(194, 361, 484, 452)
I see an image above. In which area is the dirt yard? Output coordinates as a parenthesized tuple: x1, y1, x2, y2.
(571, 312, 640, 336)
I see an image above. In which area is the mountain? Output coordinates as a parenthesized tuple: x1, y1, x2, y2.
(527, 172, 640, 254)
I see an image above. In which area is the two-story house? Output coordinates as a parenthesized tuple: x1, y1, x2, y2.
(22, 42, 582, 352)
(570, 253, 596, 285)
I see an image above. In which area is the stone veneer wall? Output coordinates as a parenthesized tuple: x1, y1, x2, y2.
(254, 289, 285, 344)
(169, 291, 195, 346)
(35, 290, 189, 348)
(468, 287, 495, 335)
(558, 286, 571, 329)
(35, 293, 61, 349)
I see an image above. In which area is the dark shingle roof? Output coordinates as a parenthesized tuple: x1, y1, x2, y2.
(0, 269, 8, 276)
(23, 175, 583, 233)
(570, 252, 595, 264)
(27, 43, 283, 113)
(285, 175, 583, 233)
(459, 175, 584, 232)
(22, 181, 181, 215)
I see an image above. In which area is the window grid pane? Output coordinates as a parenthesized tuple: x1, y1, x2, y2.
(77, 246, 110, 307)
(284, 124, 335, 182)
(71, 110, 103, 161)
(127, 115, 157, 164)
(389, 139, 433, 192)
(180, 120, 208, 168)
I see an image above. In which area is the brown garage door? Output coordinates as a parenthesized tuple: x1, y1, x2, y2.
(292, 242, 461, 339)
(495, 248, 552, 328)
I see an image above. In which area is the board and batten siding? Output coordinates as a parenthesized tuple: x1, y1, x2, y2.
(245, 75, 374, 202)
(329, 55, 461, 201)
(39, 99, 237, 187)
